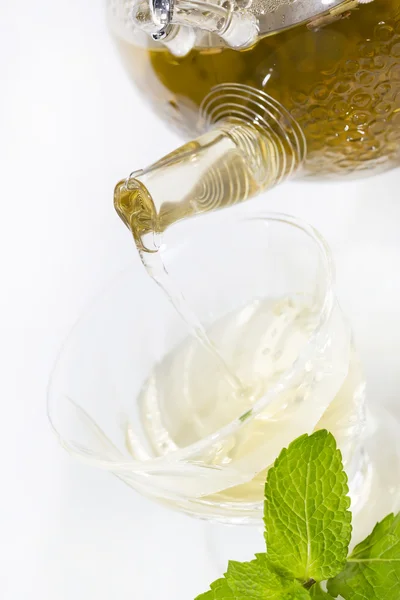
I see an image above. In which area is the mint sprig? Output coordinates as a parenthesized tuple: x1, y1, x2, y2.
(195, 430, 400, 600)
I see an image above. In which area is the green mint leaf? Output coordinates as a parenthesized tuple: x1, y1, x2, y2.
(327, 512, 400, 600)
(195, 579, 234, 600)
(309, 583, 334, 598)
(264, 430, 352, 582)
(225, 553, 310, 599)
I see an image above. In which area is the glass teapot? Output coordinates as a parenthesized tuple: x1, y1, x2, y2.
(108, 0, 400, 248)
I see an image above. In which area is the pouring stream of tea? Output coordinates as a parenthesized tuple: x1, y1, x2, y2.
(141, 239, 248, 397)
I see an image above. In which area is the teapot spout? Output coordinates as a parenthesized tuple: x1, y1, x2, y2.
(114, 112, 306, 251)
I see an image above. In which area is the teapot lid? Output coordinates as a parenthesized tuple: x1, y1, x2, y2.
(108, 0, 368, 56)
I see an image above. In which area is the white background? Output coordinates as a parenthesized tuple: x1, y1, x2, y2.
(1, 0, 400, 597)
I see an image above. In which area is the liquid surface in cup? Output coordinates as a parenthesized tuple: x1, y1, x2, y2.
(127, 292, 364, 512)
(114, 0, 400, 177)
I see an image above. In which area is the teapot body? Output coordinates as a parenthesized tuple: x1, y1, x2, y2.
(109, 0, 400, 179)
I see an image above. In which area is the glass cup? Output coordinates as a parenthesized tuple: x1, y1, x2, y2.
(48, 210, 400, 549)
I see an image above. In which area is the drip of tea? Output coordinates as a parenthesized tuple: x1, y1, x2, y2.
(141, 248, 247, 396)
